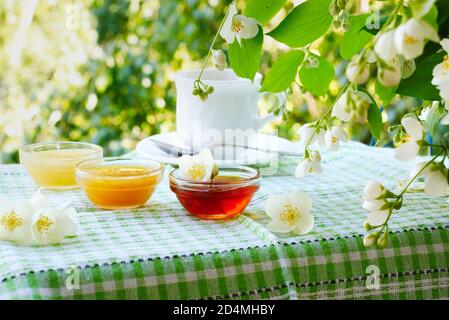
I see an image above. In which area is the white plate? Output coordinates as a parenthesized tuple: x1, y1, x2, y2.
(136, 132, 299, 166)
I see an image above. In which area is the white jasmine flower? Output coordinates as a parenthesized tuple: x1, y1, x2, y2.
(295, 151, 322, 178)
(346, 61, 369, 85)
(265, 192, 314, 235)
(363, 181, 384, 200)
(394, 18, 439, 60)
(32, 206, 77, 245)
(418, 106, 432, 122)
(374, 29, 398, 61)
(332, 91, 353, 122)
(212, 50, 227, 71)
(409, 162, 448, 197)
(378, 59, 402, 87)
(0, 196, 34, 245)
(179, 148, 217, 182)
(394, 116, 424, 161)
(297, 123, 326, 148)
(431, 40, 449, 87)
(362, 199, 384, 211)
(367, 210, 390, 226)
(424, 165, 449, 197)
(325, 126, 349, 151)
(219, 3, 259, 45)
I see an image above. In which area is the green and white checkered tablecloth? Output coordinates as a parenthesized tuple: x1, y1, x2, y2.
(0, 142, 448, 300)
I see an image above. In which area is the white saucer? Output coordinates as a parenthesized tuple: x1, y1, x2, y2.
(136, 132, 299, 166)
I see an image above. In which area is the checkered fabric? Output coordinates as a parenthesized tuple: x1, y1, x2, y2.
(0, 142, 448, 300)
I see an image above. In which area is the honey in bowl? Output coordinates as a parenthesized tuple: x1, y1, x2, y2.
(20, 142, 103, 190)
(169, 166, 260, 220)
(76, 158, 164, 210)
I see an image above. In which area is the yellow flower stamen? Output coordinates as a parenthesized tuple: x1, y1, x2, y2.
(232, 19, 243, 33)
(36, 215, 53, 235)
(443, 56, 449, 70)
(0, 210, 24, 232)
(280, 205, 300, 225)
(187, 164, 207, 180)
(331, 136, 338, 144)
(404, 35, 418, 45)
(400, 134, 412, 144)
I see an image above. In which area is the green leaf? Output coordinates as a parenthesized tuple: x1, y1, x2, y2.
(367, 101, 383, 141)
(436, 0, 449, 24)
(422, 4, 438, 28)
(375, 80, 397, 106)
(340, 15, 374, 60)
(267, 0, 332, 48)
(396, 51, 445, 100)
(244, 0, 287, 25)
(228, 26, 263, 80)
(299, 54, 334, 96)
(261, 51, 305, 93)
(358, 87, 383, 141)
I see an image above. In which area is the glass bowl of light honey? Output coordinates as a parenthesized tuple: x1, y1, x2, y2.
(76, 157, 164, 210)
(169, 165, 260, 220)
(20, 142, 103, 190)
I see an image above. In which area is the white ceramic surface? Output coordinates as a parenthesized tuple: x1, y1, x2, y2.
(136, 132, 300, 165)
(174, 69, 286, 148)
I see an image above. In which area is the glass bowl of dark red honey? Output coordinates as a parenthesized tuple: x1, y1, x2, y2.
(169, 165, 260, 220)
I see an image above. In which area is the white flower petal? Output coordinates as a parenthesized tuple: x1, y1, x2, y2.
(289, 191, 312, 214)
(363, 181, 383, 200)
(394, 141, 420, 162)
(441, 39, 449, 54)
(265, 194, 289, 218)
(0, 196, 14, 212)
(57, 208, 78, 237)
(332, 92, 352, 122)
(178, 148, 215, 182)
(363, 199, 384, 212)
(29, 190, 49, 211)
(332, 126, 348, 142)
(375, 29, 397, 61)
(234, 15, 259, 40)
(394, 22, 422, 60)
(378, 62, 402, 87)
(9, 227, 33, 246)
(424, 170, 449, 197)
(401, 117, 423, 141)
(325, 130, 339, 151)
(292, 213, 314, 235)
(346, 61, 369, 85)
(219, 3, 238, 44)
(367, 210, 389, 226)
(267, 220, 295, 233)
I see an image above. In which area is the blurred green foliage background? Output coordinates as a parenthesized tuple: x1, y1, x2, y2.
(0, 0, 426, 163)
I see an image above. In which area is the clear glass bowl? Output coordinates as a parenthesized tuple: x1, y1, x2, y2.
(169, 165, 260, 220)
(76, 157, 164, 210)
(20, 142, 103, 190)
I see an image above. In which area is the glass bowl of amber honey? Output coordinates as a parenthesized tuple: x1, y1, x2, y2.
(76, 158, 164, 210)
(20, 142, 103, 190)
(169, 165, 260, 220)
